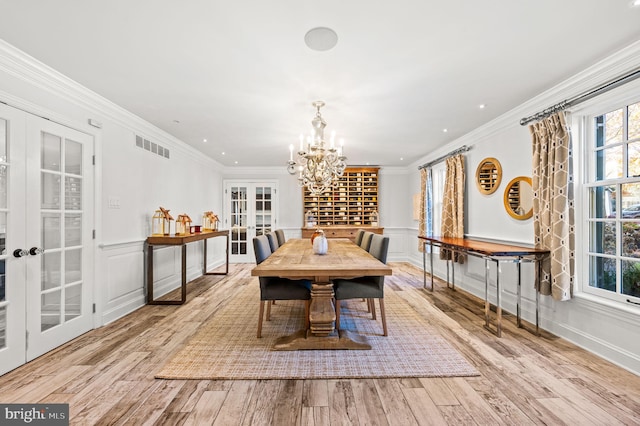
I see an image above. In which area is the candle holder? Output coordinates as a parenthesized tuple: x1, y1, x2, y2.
(152, 207, 174, 236)
(175, 214, 192, 235)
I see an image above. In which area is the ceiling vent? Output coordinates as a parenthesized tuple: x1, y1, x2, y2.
(136, 135, 170, 159)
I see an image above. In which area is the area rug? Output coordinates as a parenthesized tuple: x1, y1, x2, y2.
(155, 284, 479, 380)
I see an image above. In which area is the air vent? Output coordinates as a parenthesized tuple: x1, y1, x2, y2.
(135, 135, 170, 159)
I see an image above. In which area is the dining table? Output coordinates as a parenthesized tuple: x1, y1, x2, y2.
(251, 238, 392, 350)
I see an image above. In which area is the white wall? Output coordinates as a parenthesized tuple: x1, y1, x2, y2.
(0, 40, 226, 326)
(1, 35, 639, 375)
(405, 40, 640, 375)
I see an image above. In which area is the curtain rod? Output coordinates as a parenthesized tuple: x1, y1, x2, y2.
(418, 145, 471, 170)
(519, 67, 640, 126)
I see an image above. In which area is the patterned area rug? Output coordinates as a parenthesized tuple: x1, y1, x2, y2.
(155, 284, 479, 380)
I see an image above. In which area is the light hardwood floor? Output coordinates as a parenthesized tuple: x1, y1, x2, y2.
(1, 262, 639, 425)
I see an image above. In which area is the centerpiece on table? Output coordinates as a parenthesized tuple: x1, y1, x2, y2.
(311, 229, 328, 255)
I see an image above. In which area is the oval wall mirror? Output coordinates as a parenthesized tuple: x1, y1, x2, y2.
(504, 176, 533, 220)
(475, 157, 502, 195)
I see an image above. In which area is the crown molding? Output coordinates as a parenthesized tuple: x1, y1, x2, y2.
(222, 166, 288, 176)
(410, 39, 640, 172)
(0, 39, 223, 170)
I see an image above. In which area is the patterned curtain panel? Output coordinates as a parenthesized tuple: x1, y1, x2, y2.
(530, 112, 575, 301)
(440, 154, 465, 263)
(426, 168, 433, 237)
(418, 168, 427, 251)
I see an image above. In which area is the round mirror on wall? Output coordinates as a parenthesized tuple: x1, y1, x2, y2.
(504, 176, 534, 220)
(475, 157, 502, 195)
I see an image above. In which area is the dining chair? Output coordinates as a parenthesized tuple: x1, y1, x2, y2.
(274, 229, 286, 246)
(359, 231, 374, 251)
(333, 234, 390, 336)
(354, 229, 365, 246)
(266, 232, 280, 252)
(253, 235, 311, 338)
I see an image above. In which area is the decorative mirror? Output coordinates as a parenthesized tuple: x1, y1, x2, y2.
(475, 157, 502, 195)
(504, 176, 534, 220)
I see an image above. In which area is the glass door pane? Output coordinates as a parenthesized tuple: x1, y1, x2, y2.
(230, 186, 248, 255)
(39, 134, 85, 331)
(255, 186, 272, 237)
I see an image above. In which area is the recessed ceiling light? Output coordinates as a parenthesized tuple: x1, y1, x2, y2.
(221, 152, 225, 155)
(631, 0, 640, 7)
(443, 128, 448, 133)
(305, 27, 338, 51)
(400, 157, 404, 161)
(479, 104, 486, 109)
(203, 138, 207, 143)
(234, 161, 238, 164)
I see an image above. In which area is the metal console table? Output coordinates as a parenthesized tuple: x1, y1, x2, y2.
(146, 229, 229, 305)
(418, 235, 549, 337)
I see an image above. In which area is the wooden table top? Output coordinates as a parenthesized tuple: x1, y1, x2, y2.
(146, 229, 229, 246)
(251, 238, 392, 279)
(418, 235, 549, 257)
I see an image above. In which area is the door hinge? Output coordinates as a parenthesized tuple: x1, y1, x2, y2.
(93, 303, 96, 313)
(25, 331, 29, 350)
(92, 230, 96, 239)
(92, 155, 95, 165)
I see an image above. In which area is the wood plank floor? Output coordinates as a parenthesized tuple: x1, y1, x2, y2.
(1, 262, 639, 425)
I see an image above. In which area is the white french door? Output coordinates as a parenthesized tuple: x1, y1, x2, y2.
(0, 104, 94, 375)
(224, 181, 278, 263)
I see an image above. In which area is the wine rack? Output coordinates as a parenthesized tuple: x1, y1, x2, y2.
(301, 167, 382, 240)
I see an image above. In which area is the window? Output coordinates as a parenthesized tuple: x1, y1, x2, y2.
(430, 164, 446, 236)
(586, 100, 640, 303)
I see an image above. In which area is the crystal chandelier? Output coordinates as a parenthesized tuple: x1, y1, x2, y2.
(287, 101, 347, 195)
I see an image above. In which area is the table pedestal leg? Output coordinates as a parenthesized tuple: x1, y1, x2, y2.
(273, 280, 371, 350)
(309, 282, 336, 336)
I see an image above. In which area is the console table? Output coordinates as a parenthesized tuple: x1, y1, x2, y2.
(418, 235, 549, 337)
(146, 230, 229, 305)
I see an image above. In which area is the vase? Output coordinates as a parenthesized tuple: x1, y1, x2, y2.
(313, 234, 328, 255)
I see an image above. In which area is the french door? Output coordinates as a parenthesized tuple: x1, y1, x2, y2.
(224, 181, 277, 263)
(0, 104, 94, 375)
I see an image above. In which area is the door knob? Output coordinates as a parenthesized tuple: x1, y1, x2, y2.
(13, 249, 28, 258)
(29, 247, 45, 256)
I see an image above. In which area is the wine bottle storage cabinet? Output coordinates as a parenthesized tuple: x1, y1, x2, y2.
(302, 167, 382, 236)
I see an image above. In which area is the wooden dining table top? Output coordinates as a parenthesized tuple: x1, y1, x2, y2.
(418, 235, 550, 257)
(251, 238, 392, 279)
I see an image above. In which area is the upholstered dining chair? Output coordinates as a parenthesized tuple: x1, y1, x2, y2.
(253, 235, 311, 338)
(333, 234, 390, 336)
(359, 231, 374, 251)
(266, 232, 280, 252)
(274, 229, 286, 246)
(354, 229, 365, 246)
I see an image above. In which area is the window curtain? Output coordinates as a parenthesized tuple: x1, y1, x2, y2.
(530, 111, 575, 301)
(418, 168, 428, 251)
(440, 154, 465, 263)
(418, 168, 434, 252)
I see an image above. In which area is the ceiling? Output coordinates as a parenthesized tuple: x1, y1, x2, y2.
(1, 1, 639, 168)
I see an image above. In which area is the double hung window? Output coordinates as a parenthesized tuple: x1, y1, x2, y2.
(586, 100, 640, 303)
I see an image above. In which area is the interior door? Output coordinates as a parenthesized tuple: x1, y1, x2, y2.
(0, 104, 27, 374)
(224, 181, 277, 263)
(25, 115, 94, 360)
(0, 104, 94, 375)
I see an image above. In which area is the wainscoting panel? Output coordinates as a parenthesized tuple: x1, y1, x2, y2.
(100, 241, 146, 325)
(383, 227, 408, 263)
